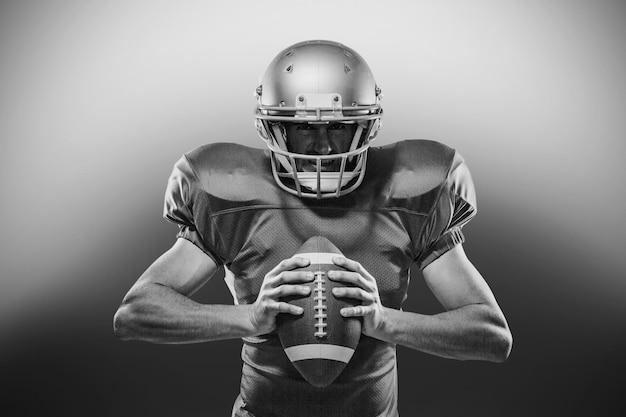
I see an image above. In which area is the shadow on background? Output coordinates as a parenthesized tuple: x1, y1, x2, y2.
(1, 198, 623, 416)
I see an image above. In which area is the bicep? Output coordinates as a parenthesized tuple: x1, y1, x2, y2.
(131, 238, 219, 297)
(422, 244, 499, 311)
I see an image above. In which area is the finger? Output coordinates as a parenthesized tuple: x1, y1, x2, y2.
(328, 271, 376, 293)
(327, 270, 363, 285)
(272, 270, 315, 286)
(332, 286, 374, 302)
(333, 257, 376, 281)
(332, 256, 363, 273)
(340, 305, 376, 317)
(267, 301, 304, 315)
(267, 257, 311, 277)
(269, 284, 311, 299)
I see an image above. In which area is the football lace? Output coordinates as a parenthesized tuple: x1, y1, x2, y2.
(313, 271, 328, 338)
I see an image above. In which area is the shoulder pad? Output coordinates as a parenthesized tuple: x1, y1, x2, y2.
(373, 140, 457, 198)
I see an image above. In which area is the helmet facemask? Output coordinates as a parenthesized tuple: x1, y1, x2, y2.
(255, 40, 383, 199)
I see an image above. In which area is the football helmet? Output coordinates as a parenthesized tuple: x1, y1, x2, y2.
(255, 40, 383, 199)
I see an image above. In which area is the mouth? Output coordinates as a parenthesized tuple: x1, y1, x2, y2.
(301, 158, 339, 172)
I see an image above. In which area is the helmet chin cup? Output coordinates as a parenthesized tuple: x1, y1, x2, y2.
(299, 173, 356, 193)
(255, 40, 383, 199)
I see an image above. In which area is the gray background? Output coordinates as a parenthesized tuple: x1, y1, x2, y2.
(1, 1, 624, 415)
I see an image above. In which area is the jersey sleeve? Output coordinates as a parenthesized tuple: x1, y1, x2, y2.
(415, 151, 477, 270)
(163, 154, 224, 266)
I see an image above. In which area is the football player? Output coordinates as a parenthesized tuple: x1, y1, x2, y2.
(114, 40, 512, 417)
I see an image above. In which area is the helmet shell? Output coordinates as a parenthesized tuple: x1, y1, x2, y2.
(255, 40, 383, 199)
(259, 40, 379, 111)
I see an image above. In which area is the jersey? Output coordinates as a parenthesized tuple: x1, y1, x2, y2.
(163, 139, 477, 417)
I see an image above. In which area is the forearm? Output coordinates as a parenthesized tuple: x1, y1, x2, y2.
(114, 282, 255, 344)
(373, 304, 512, 362)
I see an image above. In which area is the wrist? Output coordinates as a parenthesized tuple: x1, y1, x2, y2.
(367, 305, 394, 343)
(242, 304, 262, 337)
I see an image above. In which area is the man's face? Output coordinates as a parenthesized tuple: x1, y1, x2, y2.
(284, 122, 358, 172)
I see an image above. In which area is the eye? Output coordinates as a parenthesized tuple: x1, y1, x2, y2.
(296, 124, 316, 131)
(328, 124, 346, 130)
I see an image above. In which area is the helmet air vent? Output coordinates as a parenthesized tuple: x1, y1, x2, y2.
(285, 65, 293, 73)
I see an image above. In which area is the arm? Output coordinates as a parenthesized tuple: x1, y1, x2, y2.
(113, 238, 251, 343)
(113, 238, 313, 344)
(331, 245, 512, 362)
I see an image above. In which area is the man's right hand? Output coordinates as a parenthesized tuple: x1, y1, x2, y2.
(248, 257, 314, 335)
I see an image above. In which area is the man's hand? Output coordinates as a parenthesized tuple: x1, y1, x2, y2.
(328, 257, 385, 338)
(249, 257, 314, 336)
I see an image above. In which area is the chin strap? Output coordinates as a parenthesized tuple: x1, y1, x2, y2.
(349, 124, 364, 152)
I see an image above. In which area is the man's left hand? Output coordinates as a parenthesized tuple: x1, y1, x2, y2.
(328, 257, 385, 338)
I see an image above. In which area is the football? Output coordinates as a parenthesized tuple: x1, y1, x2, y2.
(277, 235, 362, 388)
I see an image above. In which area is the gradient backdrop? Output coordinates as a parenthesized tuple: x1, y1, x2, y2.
(1, 1, 624, 415)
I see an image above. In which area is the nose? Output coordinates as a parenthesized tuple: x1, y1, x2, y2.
(311, 127, 332, 155)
